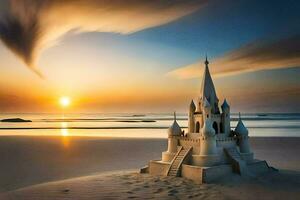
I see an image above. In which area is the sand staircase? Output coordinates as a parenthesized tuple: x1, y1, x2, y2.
(224, 147, 248, 175)
(168, 147, 192, 177)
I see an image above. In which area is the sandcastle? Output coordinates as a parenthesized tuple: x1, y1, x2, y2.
(142, 57, 272, 183)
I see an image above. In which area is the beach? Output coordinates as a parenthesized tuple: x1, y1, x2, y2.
(0, 136, 299, 199)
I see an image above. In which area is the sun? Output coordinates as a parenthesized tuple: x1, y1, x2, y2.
(59, 96, 71, 107)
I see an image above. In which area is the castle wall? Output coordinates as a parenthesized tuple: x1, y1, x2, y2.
(247, 160, 270, 175)
(162, 151, 176, 162)
(202, 164, 232, 183)
(181, 164, 203, 183)
(181, 164, 232, 183)
(240, 152, 254, 163)
(216, 137, 236, 148)
(216, 138, 237, 164)
(149, 160, 170, 176)
(188, 109, 195, 133)
(174, 136, 239, 166)
(191, 113, 227, 135)
(193, 113, 203, 133)
(192, 154, 220, 166)
(178, 137, 200, 154)
(210, 114, 222, 134)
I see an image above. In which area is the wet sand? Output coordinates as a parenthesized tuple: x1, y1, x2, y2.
(0, 136, 299, 199)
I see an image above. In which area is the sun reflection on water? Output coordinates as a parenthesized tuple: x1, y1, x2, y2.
(61, 122, 70, 147)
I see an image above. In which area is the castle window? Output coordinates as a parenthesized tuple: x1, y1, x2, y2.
(213, 121, 218, 134)
(220, 122, 224, 133)
(207, 114, 209, 118)
(195, 122, 200, 133)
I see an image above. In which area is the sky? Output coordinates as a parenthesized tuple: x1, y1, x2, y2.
(0, 0, 299, 113)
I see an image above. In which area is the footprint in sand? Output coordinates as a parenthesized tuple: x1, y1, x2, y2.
(132, 187, 141, 191)
(62, 188, 70, 193)
(125, 181, 135, 185)
(168, 188, 178, 196)
(153, 188, 163, 193)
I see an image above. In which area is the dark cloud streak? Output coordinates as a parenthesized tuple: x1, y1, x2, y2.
(0, 0, 206, 77)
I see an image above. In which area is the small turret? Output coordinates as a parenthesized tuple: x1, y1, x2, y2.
(203, 97, 211, 120)
(221, 99, 230, 112)
(235, 113, 251, 154)
(235, 113, 248, 137)
(188, 100, 196, 133)
(168, 112, 182, 137)
(189, 100, 196, 111)
(221, 99, 231, 135)
(164, 112, 181, 161)
(199, 118, 218, 157)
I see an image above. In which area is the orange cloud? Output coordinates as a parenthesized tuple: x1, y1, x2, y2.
(167, 35, 300, 79)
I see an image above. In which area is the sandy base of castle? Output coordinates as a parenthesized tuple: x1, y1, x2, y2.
(147, 159, 272, 183)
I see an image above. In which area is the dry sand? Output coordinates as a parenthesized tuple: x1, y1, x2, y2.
(0, 137, 299, 199)
(1, 170, 300, 200)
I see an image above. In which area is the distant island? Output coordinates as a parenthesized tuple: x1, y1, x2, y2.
(1, 118, 32, 122)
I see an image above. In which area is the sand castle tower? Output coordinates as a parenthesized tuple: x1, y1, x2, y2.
(199, 118, 217, 156)
(162, 112, 181, 162)
(188, 100, 196, 133)
(235, 113, 252, 155)
(221, 99, 231, 136)
(145, 56, 271, 182)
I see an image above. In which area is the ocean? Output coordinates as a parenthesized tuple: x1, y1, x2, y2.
(1, 113, 300, 137)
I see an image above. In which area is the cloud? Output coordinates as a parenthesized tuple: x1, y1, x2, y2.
(0, 0, 207, 77)
(167, 35, 300, 79)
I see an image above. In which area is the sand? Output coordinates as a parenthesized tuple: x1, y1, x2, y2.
(1, 170, 300, 200)
(0, 136, 166, 192)
(0, 137, 299, 199)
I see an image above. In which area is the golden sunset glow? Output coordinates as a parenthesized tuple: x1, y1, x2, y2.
(0, 0, 298, 114)
(60, 97, 71, 107)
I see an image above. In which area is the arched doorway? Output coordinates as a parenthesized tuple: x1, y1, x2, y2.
(195, 122, 200, 133)
(213, 121, 218, 134)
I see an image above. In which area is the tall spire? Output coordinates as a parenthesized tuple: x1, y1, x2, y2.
(205, 54, 209, 66)
(174, 111, 177, 121)
(200, 55, 219, 113)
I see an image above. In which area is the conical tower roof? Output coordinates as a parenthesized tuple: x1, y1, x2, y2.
(221, 99, 230, 110)
(168, 112, 181, 136)
(235, 113, 248, 136)
(200, 56, 218, 107)
(189, 100, 196, 111)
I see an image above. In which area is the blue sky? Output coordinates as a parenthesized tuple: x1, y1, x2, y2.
(0, 0, 299, 113)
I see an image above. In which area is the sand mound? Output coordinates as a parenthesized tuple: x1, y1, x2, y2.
(1, 170, 300, 200)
